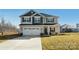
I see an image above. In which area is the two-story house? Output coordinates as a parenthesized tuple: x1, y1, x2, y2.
(19, 10, 60, 36)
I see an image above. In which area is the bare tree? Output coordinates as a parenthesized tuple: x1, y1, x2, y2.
(0, 17, 17, 36)
(0, 17, 5, 36)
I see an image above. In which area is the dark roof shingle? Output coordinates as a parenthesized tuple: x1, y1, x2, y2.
(20, 10, 36, 17)
(20, 10, 58, 17)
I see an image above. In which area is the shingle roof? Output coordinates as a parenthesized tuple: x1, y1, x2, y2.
(20, 10, 58, 17)
(20, 10, 36, 16)
(40, 13, 53, 17)
(61, 24, 72, 28)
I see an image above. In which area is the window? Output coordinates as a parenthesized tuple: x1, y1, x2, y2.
(46, 17, 54, 22)
(24, 17, 31, 22)
(34, 17, 41, 23)
(22, 17, 31, 22)
(22, 18, 26, 22)
(50, 27, 55, 32)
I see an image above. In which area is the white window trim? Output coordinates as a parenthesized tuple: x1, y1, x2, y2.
(24, 17, 30, 20)
(22, 16, 32, 24)
(34, 16, 41, 23)
(46, 17, 55, 23)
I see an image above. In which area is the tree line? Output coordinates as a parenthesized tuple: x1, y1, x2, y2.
(0, 18, 17, 36)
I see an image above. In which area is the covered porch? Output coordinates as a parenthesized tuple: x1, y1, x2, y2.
(41, 25, 59, 35)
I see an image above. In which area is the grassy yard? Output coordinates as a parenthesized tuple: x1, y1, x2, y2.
(41, 33, 79, 50)
(0, 32, 19, 43)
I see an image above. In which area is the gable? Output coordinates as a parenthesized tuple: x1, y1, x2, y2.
(20, 10, 36, 17)
(20, 10, 58, 18)
(34, 14, 41, 16)
(31, 12, 45, 17)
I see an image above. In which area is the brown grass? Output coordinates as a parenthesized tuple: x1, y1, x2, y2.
(41, 33, 79, 50)
(0, 31, 19, 43)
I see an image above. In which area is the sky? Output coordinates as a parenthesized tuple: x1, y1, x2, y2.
(0, 9, 79, 28)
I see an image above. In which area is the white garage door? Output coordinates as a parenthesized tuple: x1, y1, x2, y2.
(23, 27, 41, 35)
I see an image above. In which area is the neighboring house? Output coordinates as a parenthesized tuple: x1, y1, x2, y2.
(60, 24, 73, 32)
(19, 10, 60, 36)
(76, 24, 79, 32)
(60, 24, 79, 32)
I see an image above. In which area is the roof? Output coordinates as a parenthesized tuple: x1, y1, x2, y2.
(40, 13, 54, 17)
(20, 10, 36, 17)
(20, 10, 58, 17)
(61, 24, 73, 28)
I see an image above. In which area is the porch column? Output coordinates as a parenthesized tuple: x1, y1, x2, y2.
(47, 26, 50, 35)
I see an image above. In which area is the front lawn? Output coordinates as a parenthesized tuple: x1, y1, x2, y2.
(41, 33, 79, 50)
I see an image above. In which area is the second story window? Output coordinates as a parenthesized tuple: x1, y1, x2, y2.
(46, 17, 54, 22)
(22, 17, 31, 22)
(25, 17, 31, 22)
(22, 18, 26, 22)
(34, 17, 41, 23)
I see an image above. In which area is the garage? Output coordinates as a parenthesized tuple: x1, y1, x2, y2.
(23, 27, 41, 35)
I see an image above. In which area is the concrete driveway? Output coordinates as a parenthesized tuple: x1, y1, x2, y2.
(0, 36, 42, 50)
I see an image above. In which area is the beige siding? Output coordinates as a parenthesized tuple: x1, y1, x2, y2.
(55, 24, 60, 33)
(20, 24, 60, 35)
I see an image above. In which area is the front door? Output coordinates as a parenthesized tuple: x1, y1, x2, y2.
(44, 27, 48, 35)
